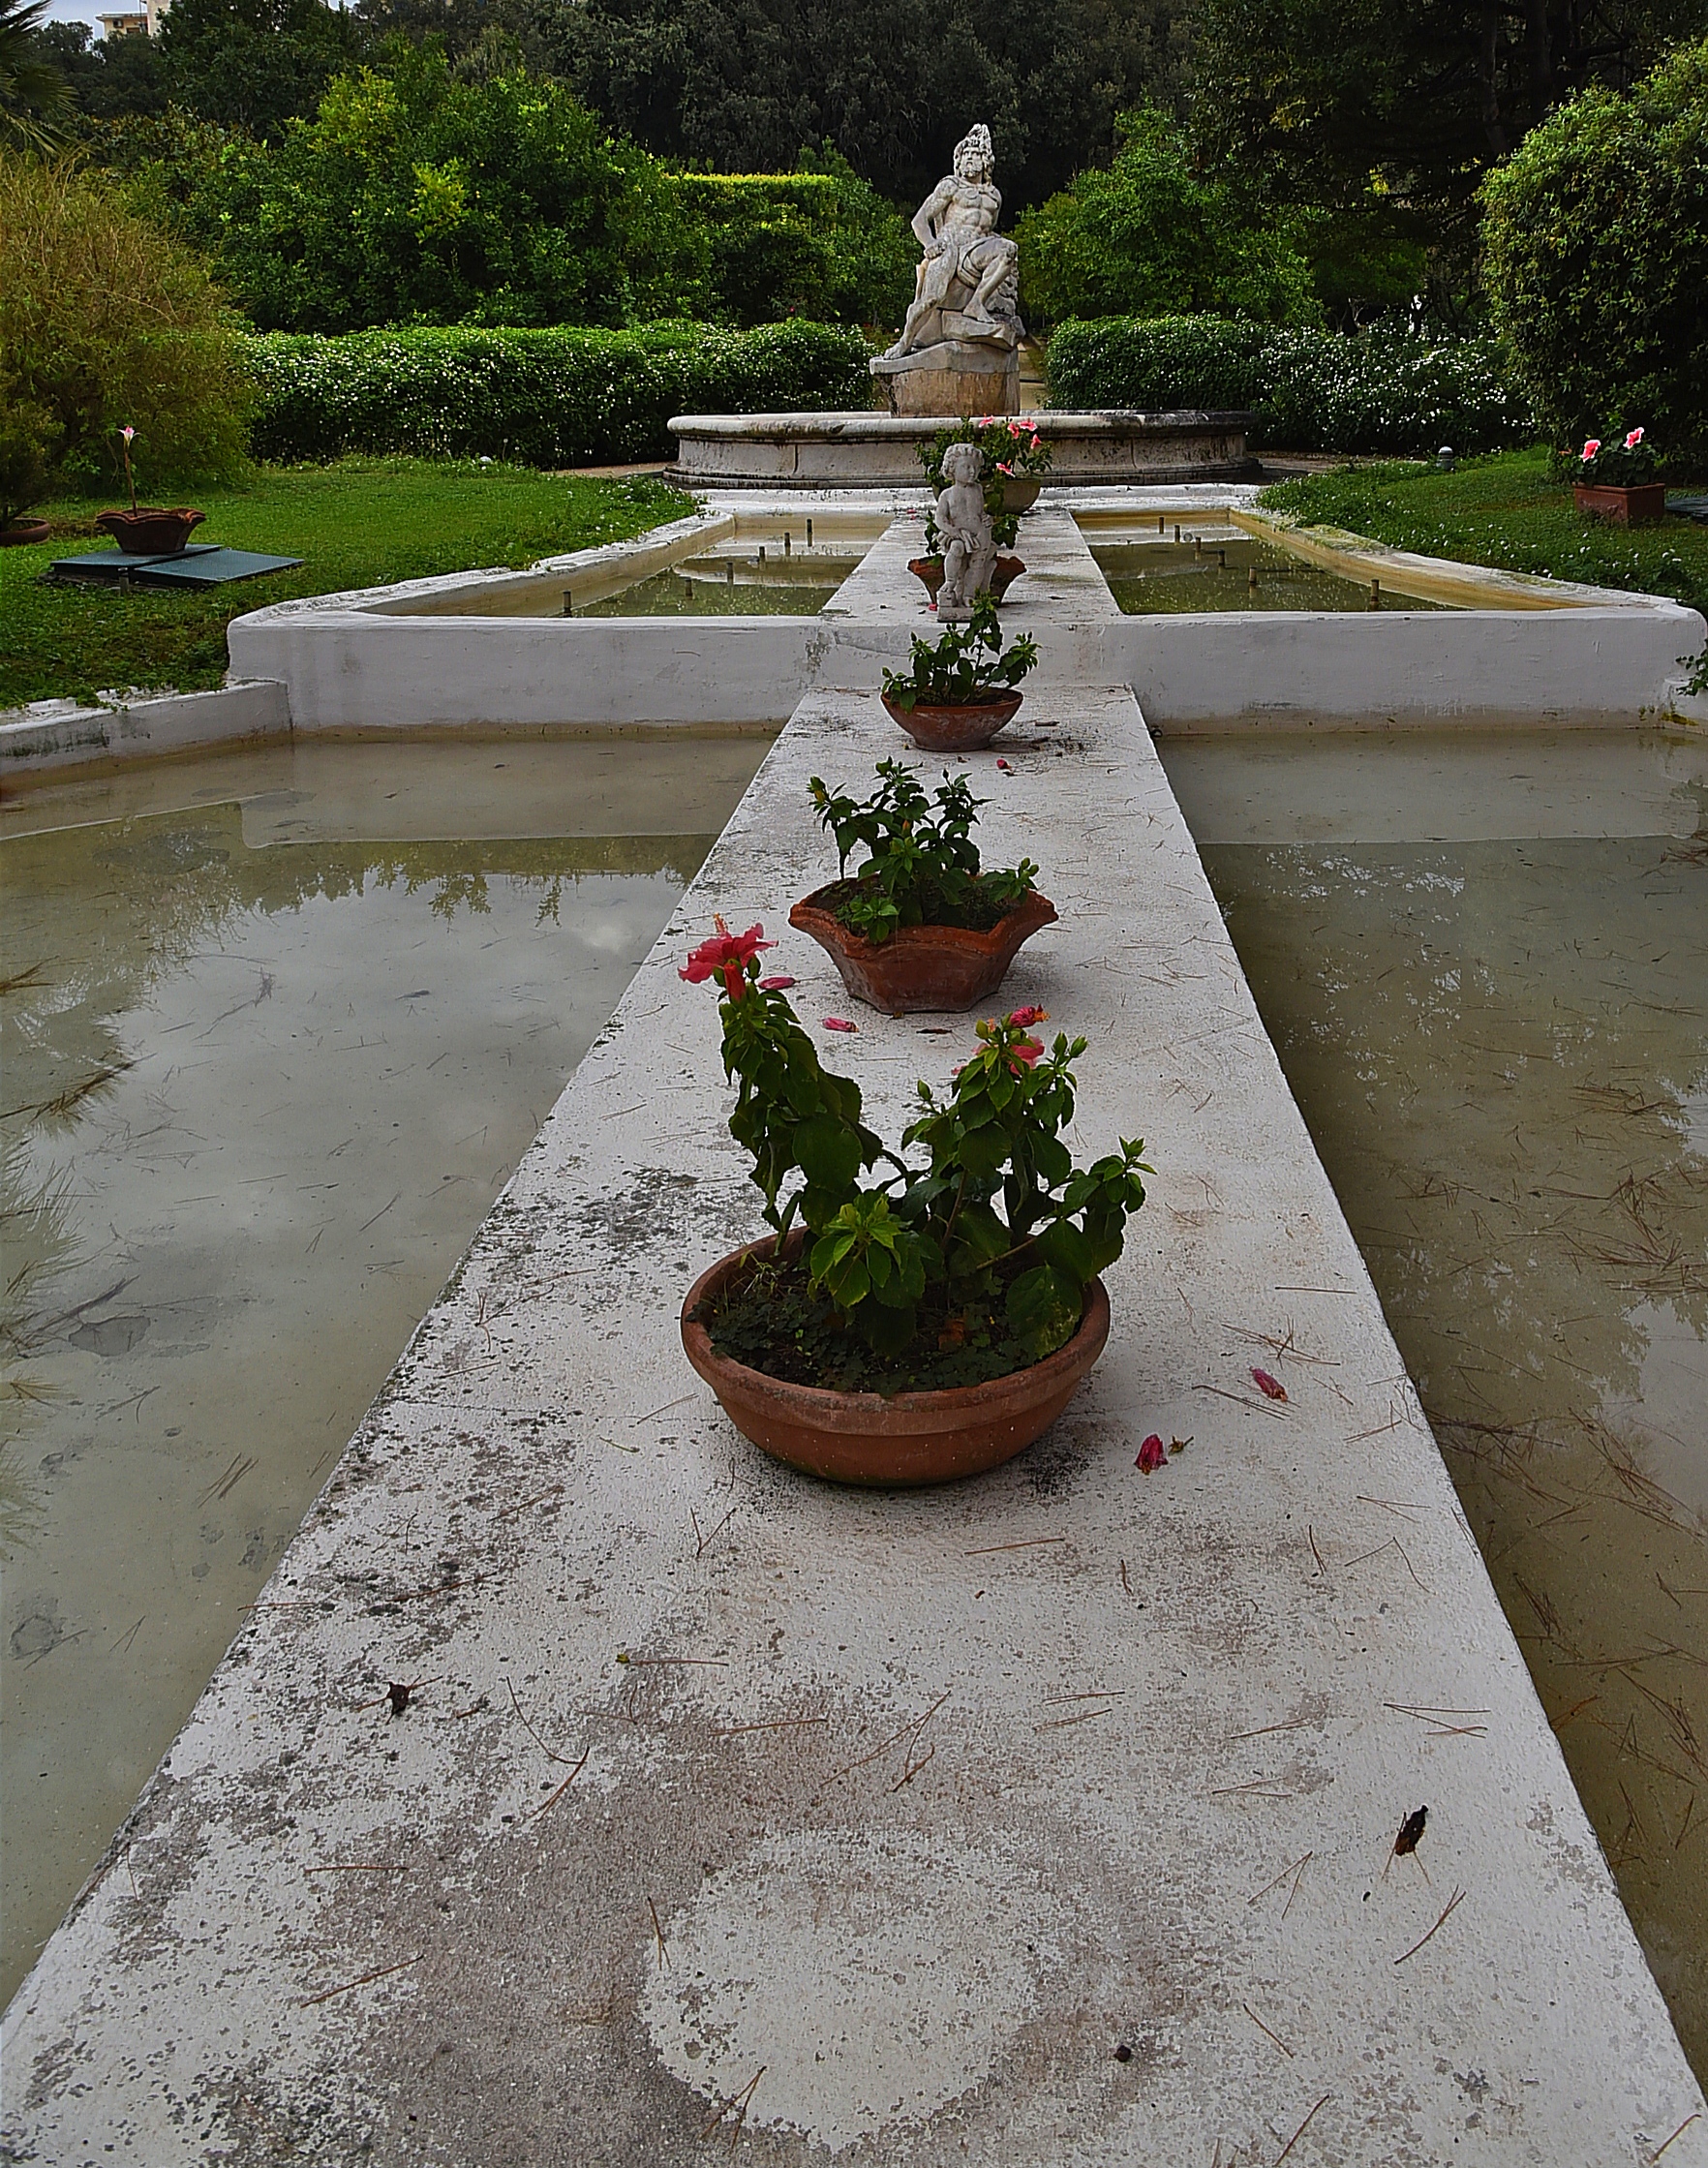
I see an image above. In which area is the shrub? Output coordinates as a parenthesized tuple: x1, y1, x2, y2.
(1016, 110, 1320, 330)
(239, 319, 871, 464)
(1045, 315, 1535, 453)
(0, 149, 250, 488)
(0, 381, 58, 524)
(1480, 39, 1708, 469)
(670, 153, 914, 329)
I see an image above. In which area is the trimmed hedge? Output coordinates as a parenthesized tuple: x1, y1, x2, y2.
(240, 320, 872, 465)
(1045, 317, 1536, 453)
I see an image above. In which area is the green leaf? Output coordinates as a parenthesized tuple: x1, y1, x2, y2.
(1005, 1265, 1083, 1359)
(1035, 1217, 1097, 1288)
(793, 1113, 863, 1195)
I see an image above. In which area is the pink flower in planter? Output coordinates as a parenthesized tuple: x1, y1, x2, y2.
(1136, 1433, 1167, 1472)
(1625, 427, 1645, 449)
(996, 462, 1014, 475)
(681, 917, 773, 1000)
(1007, 1005, 1050, 1027)
(758, 974, 796, 991)
(1008, 1036, 1045, 1071)
(1581, 439, 1601, 462)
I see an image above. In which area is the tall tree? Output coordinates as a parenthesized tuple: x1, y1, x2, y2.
(1, 0, 70, 146)
(1191, 0, 1708, 298)
(157, 0, 369, 137)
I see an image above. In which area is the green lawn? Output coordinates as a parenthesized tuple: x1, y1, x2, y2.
(1258, 448, 1708, 625)
(1, 459, 690, 712)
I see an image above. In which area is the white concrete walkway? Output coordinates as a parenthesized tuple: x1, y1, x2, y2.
(3, 513, 1704, 2165)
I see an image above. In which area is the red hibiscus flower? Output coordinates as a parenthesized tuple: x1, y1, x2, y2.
(1007, 1006, 1049, 1028)
(681, 916, 773, 1000)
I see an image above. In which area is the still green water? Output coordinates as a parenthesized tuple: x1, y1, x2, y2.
(0, 731, 770, 2005)
(1162, 726, 1708, 2076)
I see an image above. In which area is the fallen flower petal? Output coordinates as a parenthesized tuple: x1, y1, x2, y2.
(822, 1017, 858, 1032)
(1137, 1433, 1167, 1472)
(757, 974, 796, 991)
(995, 758, 1013, 772)
(1252, 1367, 1288, 1401)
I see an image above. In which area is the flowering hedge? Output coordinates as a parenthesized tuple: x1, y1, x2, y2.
(1045, 317, 1536, 454)
(239, 320, 872, 466)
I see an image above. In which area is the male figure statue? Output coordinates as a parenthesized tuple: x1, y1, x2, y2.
(934, 442, 998, 620)
(884, 123, 1022, 359)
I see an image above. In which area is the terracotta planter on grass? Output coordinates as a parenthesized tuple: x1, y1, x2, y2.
(907, 554, 1026, 605)
(789, 885, 1056, 1014)
(681, 1232, 1110, 1486)
(1573, 482, 1665, 528)
(95, 506, 206, 555)
(882, 688, 1022, 753)
(0, 518, 49, 548)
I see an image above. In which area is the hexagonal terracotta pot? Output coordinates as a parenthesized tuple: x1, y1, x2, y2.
(788, 885, 1056, 1014)
(882, 689, 1022, 753)
(95, 507, 206, 555)
(907, 554, 1026, 604)
(680, 1232, 1110, 1486)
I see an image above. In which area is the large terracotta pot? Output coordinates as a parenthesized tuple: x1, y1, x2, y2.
(789, 885, 1056, 1014)
(0, 518, 49, 548)
(882, 688, 1022, 753)
(907, 554, 1026, 605)
(681, 1232, 1110, 1486)
(1000, 478, 1043, 515)
(1572, 481, 1665, 528)
(95, 506, 206, 555)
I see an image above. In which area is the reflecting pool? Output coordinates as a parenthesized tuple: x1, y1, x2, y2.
(1162, 725, 1708, 2074)
(0, 731, 771, 2003)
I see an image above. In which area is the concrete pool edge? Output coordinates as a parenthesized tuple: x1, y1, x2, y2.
(4, 507, 1705, 2163)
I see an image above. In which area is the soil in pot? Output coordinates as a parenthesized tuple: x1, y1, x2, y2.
(0, 517, 49, 548)
(907, 554, 1026, 604)
(790, 881, 1056, 1014)
(95, 507, 206, 555)
(882, 689, 1022, 753)
(681, 1235, 1110, 1485)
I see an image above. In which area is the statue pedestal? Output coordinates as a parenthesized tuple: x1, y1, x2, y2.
(870, 340, 1020, 418)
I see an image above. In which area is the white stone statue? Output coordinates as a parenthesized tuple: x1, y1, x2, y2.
(869, 123, 1024, 414)
(886, 124, 1023, 360)
(933, 442, 998, 620)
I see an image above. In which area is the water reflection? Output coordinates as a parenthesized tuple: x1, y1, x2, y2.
(1164, 729, 1708, 2074)
(0, 733, 769, 2005)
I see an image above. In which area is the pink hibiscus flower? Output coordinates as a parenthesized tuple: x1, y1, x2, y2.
(681, 917, 773, 1000)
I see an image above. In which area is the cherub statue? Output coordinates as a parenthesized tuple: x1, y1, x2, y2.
(884, 123, 1023, 360)
(934, 442, 998, 620)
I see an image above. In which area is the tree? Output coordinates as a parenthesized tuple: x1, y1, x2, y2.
(157, 0, 369, 138)
(33, 21, 170, 121)
(0, 149, 250, 485)
(500, 0, 1194, 213)
(1016, 107, 1321, 326)
(1, 0, 69, 147)
(1191, 0, 1708, 306)
(1481, 36, 1708, 462)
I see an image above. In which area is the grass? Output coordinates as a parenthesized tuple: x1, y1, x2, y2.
(1258, 447, 1708, 625)
(0, 458, 691, 712)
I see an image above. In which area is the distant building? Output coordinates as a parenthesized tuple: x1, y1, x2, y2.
(98, 0, 169, 35)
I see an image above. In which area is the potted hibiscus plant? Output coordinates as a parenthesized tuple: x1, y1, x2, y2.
(1571, 426, 1664, 527)
(677, 919, 1150, 1484)
(790, 760, 1055, 1013)
(95, 426, 205, 556)
(909, 416, 1052, 602)
(881, 596, 1039, 752)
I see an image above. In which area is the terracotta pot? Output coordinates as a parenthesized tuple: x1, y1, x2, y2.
(1572, 481, 1665, 528)
(789, 885, 1056, 1014)
(0, 517, 49, 548)
(94, 506, 206, 555)
(882, 688, 1022, 753)
(1000, 478, 1043, 515)
(907, 554, 1026, 604)
(681, 1232, 1110, 1486)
